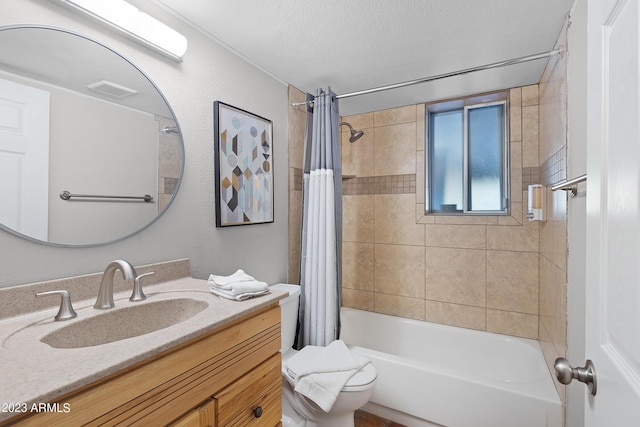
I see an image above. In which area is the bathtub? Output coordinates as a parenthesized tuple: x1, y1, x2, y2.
(340, 307, 562, 427)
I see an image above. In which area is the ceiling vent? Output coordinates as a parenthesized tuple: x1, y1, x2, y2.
(87, 80, 138, 98)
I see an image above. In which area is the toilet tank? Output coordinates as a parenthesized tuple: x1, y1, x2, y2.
(270, 283, 300, 353)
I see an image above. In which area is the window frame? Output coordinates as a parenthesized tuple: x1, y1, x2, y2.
(425, 92, 510, 215)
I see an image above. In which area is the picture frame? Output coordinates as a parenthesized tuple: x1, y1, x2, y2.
(213, 101, 274, 227)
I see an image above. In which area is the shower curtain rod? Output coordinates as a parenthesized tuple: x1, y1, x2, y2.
(291, 48, 563, 107)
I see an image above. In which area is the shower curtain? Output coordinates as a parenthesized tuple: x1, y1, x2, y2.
(297, 88, 343, 347)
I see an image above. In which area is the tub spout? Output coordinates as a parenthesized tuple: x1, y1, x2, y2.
(94, 260, 137, 309)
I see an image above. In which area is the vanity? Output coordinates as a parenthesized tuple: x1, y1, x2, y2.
(0, 259, 284, 426)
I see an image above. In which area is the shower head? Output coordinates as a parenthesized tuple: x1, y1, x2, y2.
(349, 129, 364, 143)
(339, 122, 364, 143)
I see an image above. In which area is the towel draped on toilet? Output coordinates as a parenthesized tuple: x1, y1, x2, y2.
(207, 269, 269, 300)
(286, 340, 370, 412)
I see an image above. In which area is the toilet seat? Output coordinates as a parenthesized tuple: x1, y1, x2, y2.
(284, 346, 377, 392)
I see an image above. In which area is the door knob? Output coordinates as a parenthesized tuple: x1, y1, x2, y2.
(554, 357, 597, 396)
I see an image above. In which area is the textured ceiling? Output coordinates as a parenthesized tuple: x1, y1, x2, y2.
(154, 0, 574, 115)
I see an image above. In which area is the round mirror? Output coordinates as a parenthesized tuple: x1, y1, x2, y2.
(0, 25, 184, 247)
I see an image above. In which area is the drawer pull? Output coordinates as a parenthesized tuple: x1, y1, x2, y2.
(253, 406, 263, 418)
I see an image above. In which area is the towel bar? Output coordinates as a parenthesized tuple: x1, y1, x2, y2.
(60, 190, 153, 202)
(551, 174, 587, 196)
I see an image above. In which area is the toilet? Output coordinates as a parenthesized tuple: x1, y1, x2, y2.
(271, 283, 377, 427)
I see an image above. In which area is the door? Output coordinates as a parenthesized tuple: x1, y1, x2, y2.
(0, 78, 49, 240)
(585, 0, 640, 424)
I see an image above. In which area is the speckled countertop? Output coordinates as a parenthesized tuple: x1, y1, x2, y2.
(0, 275, 286, 422)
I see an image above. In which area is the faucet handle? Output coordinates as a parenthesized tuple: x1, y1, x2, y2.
(36, 290, 78, 321)
(130, 272, 154, 302)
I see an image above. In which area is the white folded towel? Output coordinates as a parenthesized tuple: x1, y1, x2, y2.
(286, 340, 370, 412)
(208, 269, 257, 288)
(209, 279, 269, 296)
(210, 287, 270, 301)
(207, 269, 270, 301)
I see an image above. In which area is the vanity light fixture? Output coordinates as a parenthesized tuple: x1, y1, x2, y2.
(53, 0, 188, 62)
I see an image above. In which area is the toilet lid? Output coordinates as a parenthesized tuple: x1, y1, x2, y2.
(285, 346, 377, 391)
(342, 362, 377, 391)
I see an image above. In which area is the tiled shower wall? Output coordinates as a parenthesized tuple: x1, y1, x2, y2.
(288, 84, 545, 340)
(287, 87, 306, 282)
(538, 20, 569, 399)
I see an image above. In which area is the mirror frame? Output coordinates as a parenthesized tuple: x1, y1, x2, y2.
(0, 24, 185, 247)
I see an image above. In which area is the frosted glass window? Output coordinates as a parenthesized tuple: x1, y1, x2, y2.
(431, 110, 463, 212)
(468, 104, 505, 211)
(426, 99, 508, 214)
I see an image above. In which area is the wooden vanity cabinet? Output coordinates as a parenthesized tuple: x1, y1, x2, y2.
(5, 304, 282, 427)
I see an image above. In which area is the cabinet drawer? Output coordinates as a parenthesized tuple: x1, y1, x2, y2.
(170, 399, 215, 427)
(216, 353, 281, 427)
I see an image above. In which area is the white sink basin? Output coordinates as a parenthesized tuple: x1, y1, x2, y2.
(41, 298, 208, 349)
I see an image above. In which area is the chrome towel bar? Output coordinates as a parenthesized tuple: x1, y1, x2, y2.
(551, 174, 587, 196)
(60, 190, 153, 202)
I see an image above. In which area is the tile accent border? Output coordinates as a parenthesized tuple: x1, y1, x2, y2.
(343, 174, 416, 195)
(292, 167, 303, 191)
(292, 168, 417, 196)
(540, 146, 567, 186)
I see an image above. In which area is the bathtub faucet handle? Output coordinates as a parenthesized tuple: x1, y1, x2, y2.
(554, 357, 597, 396)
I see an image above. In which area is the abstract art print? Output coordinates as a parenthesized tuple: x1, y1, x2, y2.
(214, 101, 274, 227)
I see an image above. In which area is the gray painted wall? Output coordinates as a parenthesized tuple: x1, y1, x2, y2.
(0, 0, 289, 288)
(566, 0, 588, 425)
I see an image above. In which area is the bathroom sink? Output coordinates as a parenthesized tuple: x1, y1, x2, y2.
(41, 298, 209, 349)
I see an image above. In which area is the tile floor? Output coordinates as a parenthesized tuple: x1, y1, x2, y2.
(354, 410, 407, 427)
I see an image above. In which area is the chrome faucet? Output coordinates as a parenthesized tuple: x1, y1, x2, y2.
(94, 260, 137, 309)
